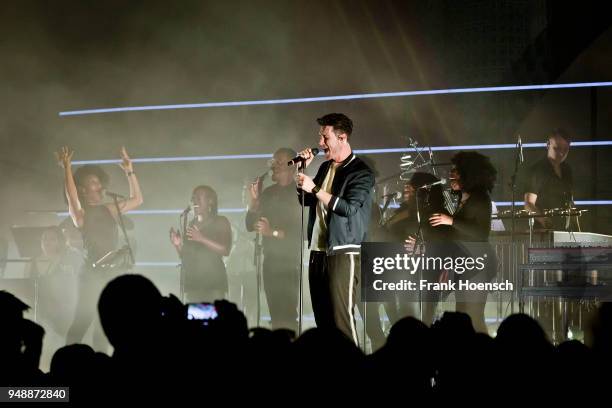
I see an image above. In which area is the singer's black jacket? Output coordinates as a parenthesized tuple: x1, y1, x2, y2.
(298, 152, 375, 254)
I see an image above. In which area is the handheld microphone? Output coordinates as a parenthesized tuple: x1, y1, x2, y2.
(288, 148, 319, 166)
(419, 178, 448, 189)
(382, 191, 402, 200)
(250, 170, 271, 196)
(181, 204, 199, 215)
(259, 170, 271, 180)
(255, 169, 271, 185)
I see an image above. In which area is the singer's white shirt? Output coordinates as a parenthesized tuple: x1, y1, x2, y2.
(310, 162, 339, 251)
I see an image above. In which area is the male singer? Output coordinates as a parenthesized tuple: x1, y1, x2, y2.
(296, 113, 375, 344)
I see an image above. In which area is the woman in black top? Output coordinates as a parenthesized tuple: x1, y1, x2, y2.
(170, 185, 231, 303)
(384, 172, 451, 325)
(56, 146, 144, 349)
(429, 151, 497, 333)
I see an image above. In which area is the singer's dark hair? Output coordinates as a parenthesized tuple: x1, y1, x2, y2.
(451, 151, 497, 194)
(192, 185, 218, 216)
(68, 165, 110, 204)
(317, 113, 353, 139)
(547, 128, 571, 144)
(73, 165, 110, 188)
(274, 147, 297, 159)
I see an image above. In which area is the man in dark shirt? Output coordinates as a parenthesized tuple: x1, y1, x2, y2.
(524, 129, 574, 230)
(246, 148, 301, 332)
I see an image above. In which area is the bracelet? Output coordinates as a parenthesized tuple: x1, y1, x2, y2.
(127, 171, 135, 176)
(312, 185, 321, 195)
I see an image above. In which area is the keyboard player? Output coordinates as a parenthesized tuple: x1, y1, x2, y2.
(523, 129, 575, 230)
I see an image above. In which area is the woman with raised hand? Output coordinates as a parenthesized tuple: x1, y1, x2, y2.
(56, 146, 143, 350)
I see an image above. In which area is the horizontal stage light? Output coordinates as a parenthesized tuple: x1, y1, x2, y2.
(54, 200, 612, 217)
(71, 140, 612, 165)
(135, 262, 180, 267)
(495, 200, 612, 206)
(59, 81, 612, 116)
(388, 200, 612, 209)
(73, 153, 273, 165)
(56, 208, 246, 216)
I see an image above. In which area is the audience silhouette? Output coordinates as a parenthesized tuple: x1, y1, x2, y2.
(1, 279, 610, 402)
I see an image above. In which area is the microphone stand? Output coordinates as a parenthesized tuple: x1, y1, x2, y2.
(297, 163, 306, 335)
(429, 147, 456, 215)
(379, 194, 397, 226)
(111, 194, 134, 270)
(179, 209, 189, 302)
(254, 230, 264, 328)
(251, 172, 268, 327)
(414, 188, 427, 322)
(510, 136, 522, 314)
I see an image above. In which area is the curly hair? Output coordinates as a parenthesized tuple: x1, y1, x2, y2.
(66, 165, 110, 204)
(73, 165, 110, 189)
(451, 151, 497, 194)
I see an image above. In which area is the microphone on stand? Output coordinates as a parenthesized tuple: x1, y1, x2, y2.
(105, 190, 126, 199)
(419, 178, 449, 189)
(181, 205, 193, 216)
(428, 146, 438, 177)
(288, 148, 320, 166)
(180, 204, 199, 224)
(382, 191, 402, 200)
(517, 134, 524, 163)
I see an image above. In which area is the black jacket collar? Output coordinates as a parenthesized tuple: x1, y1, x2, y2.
(327, 152, 356, 170)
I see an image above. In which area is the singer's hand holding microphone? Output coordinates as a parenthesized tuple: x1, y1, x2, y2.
(247, 170, 270, 212)
(254, 217, 272, 236)
(292, 147, 319, 193)
(296, 173, 316, 193)
(249, 178, 262, 205)
(288, 147, 319, 168)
